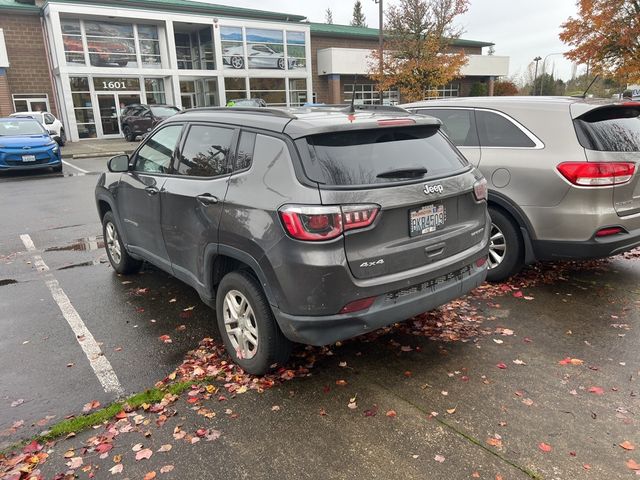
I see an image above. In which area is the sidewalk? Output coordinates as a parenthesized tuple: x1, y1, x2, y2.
(61, 138, 139, 160)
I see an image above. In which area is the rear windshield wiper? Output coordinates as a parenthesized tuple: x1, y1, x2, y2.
(376, 168, 428, 179)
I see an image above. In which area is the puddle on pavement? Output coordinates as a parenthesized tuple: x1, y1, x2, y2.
(57, 258, 107, 270)
(0, 279, 18, 287)
(45, 236, 104, 252)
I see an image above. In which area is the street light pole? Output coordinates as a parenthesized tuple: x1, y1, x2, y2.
(373, 0, 384, 104)
(532, 56, 541, 96)
(539, 52, 565, 96)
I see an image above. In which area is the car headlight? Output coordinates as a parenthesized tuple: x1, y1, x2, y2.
(52, 144, 59, 153)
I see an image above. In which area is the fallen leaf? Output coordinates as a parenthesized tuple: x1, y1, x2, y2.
(400, 345, 413, 352)
(135, 448, 153, 461)
(160, 465, 174, 474)
(67, 457, 83, 469)
(559, 357, 584, 366)
(493, 339, 504, 344)
(538, 442, 552, 453)
(158, 444, 172, 453)
(132, 443, 143, 452)
(512, 359, 527, 366)
(620, 441, 636, 451)
(364, 405, 378, 417)
(143, 472, 156, 480)
(434, 454, 445, 463)
(109, 464, 123, 474)
(386, 410, 397, 418)
(82, 400, 100, 412)
(159, 335, 172, 344)
(487, 437, 503, 448)
(10, 399, 24, 407)
(446, 407, 456, 414)
(496, 363, 507, 369)
(588, 386, 605, 395)
(626, 459, 640, 470)
(335, 379, 348, 386)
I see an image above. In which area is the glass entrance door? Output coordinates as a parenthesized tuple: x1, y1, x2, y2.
(97, 93, 141, 137)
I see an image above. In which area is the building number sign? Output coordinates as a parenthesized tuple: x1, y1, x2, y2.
(102, 81, 127, 90)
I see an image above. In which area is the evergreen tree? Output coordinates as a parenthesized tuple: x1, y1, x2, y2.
(325, 8, 334, 24)
(351, 1, 367, 27)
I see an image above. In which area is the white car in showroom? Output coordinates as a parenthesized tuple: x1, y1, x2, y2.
(10, 111, 66, 146)
(223, 44, 297, 70)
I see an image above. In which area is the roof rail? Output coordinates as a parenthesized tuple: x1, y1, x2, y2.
(300, 104, 411, 114)
(180, 107, 297, 119)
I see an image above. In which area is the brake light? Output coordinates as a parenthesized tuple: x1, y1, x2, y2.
(473, 178, 488, 201)
(279, 204, 380, 241)
(595, 227, 625, 237)
(377, 119, 416, 127)
(339, 296, 376, 314)
(557, 162, 636, 186)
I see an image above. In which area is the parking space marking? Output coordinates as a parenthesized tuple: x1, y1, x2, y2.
(62, 160, 89, 174)
(20, 233, 124, 397)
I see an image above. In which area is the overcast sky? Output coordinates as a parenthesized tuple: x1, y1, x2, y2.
(197, 0, 581, 81)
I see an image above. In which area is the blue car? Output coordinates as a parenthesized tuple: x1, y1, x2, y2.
(0, 117, 62, 173)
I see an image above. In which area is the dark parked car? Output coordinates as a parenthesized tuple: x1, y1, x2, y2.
(226, 98, 267, 108)
(120, 104, 180, 142)
(95, 106, 490, 374)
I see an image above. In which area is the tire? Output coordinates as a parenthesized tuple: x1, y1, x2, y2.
(277, 57, 285, 70)
(102, 211, 142, 275)
(486, 206, 524, 282)
(230, 55, 244, 69)
(52, 163, 63, 173)
(57, 129, 66, 147)
(123, 125, 135, 142)
(216, 271, 292, 375)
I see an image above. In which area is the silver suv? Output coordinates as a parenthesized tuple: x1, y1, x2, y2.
(403, 97, 640, 281)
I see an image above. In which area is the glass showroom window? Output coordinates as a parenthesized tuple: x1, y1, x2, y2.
(145, 78, 166, 104)
(180, 79, 219, 108)
(249, 78, 286, 106)
(70, 76, 96, 139)
(174, 24, 215, 70)
(221, 26, 245, 70)
(423, 83, 460, 100)
(286, 31, 306, 70)
(84, 21, 137, 68)
(289, 79, 307, 106)
(246, 29, 289, 71)
(344, 84, 400, 105)
(224, 77, 247, 103)
(138, 25, 161, 68)
(61, 19, 84, 65)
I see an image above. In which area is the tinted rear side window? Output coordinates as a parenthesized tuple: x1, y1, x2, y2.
(574, 106, 640, 152)
(476, 110, 536, 148)
(301, 125, 468, 186)
(417, 108, 479, 146)
(176, 125, 234, 177)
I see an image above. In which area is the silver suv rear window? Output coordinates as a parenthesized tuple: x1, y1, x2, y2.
(574, 106, 640, 152)
(301, 125, 469, 186)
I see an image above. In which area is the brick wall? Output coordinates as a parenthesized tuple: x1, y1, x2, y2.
(0, 13, 58, 116)
(0, 70, 12, 117)
(310, 34, 483, 103)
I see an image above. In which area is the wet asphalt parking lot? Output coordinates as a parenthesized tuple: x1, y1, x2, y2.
(1, 158, 640, 479)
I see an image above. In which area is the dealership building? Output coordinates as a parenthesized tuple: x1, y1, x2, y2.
(0, 0, 509, 142)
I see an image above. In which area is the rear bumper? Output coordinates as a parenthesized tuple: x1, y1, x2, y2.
(533, 228, 640, 260)
(273, 261, 487, 346)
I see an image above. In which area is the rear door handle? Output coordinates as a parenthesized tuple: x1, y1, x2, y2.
(196, 193, 219, 206)
(145, 186, 159, 196)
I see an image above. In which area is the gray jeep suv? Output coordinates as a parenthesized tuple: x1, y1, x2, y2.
(403, 97, 640, 281)
(95, 106, 490, 374)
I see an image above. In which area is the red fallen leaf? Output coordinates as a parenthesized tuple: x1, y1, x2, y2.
(335, 379, 348, 386)
(513, 291, 524, 298)
(496, 363, 507, 370)
(403, 371, 412, 377)
(364, 405, 378, 417)
(83, 400, 100, 413)
(135, 448, 153, 461)
(583, 464, 591, 470)
(588, 386, 605, 395)
(386, 410, 397, 417)
(95, 443, 113, 454)
(196, 428, 207, 437)
(115, 411, 127, 419)
(159, 335, 172, 344)
(626, 459, 640, 470)
(538, 442, 552, 453)
(143, 472, 156, 480)
(23, 440, 43, 453)
(620, 441, 636, 451)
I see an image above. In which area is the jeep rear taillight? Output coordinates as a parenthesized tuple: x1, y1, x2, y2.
(557, 162, 636, 187)
(279, 204, 380, 241)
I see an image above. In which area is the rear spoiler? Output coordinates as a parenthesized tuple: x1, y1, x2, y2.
(570, 101, 640, 120)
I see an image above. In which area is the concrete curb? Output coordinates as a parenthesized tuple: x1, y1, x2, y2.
(62, 150, 134, 160)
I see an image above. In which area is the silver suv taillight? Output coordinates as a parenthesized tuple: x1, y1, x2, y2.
(473, 178, 488, 201)
(279, 204, 380, 241)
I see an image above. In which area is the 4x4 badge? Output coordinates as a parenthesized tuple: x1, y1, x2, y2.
(424, 184, 444, 195)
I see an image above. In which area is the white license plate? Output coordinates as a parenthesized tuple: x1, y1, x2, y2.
(409, 204, 446, 237)
(22, 155, 36, 162)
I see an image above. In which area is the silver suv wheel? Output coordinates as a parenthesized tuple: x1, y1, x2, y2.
(488, 222, 507, 269)
(105, 221, 122, 265)
(223, 290, 259, 360)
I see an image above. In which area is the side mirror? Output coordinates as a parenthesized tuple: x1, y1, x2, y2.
(47, 129, 57, 135)
(108, 154, 130, 173)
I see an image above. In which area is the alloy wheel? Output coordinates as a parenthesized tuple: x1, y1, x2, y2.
(231, 56, 244, 69)
(488, 222, 507, 269)
(223, 290, 259, 360)
(105, 222, 122, 265)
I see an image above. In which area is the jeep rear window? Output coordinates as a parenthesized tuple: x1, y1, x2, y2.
(574, 106, 640, 152)
(301, 125, 468, 186)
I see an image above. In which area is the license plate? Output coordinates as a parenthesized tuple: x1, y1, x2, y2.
(409, 204, 446, 237)
(22, 155, 36, 162)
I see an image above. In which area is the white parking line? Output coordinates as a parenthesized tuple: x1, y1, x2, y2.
(20, 233, 124, 397)
(62, 160, 90, 174)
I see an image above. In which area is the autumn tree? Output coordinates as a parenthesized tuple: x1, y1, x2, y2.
(493, 80, 519, 96)
(351, 1, 368, 27)
(325, 8, 334, 24)
(369, 0, 470, 102)
(560, 0, 640, 83)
